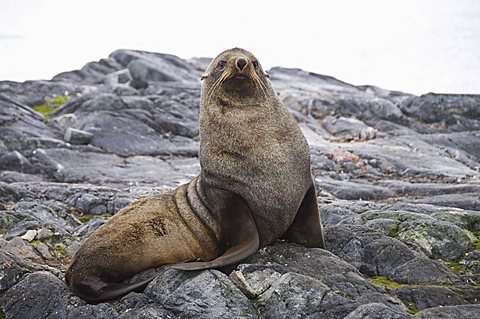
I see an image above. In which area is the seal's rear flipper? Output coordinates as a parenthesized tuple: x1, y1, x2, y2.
(173, 188, 259, 271)
(68, 275, 156, 303)
(281, 183, 326, 249)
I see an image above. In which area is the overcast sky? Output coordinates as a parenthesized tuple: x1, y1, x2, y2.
(1, 0, 479, 95)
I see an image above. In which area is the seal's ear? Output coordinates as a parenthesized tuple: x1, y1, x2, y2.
(201, 74, 209, 81)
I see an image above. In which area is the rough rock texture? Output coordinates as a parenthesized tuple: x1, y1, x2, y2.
(0, 49, 479, 318)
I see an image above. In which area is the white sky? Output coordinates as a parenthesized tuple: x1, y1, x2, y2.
(1, 0, 479, 95)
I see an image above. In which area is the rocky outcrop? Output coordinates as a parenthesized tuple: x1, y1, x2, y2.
(0, 49, 479, 318)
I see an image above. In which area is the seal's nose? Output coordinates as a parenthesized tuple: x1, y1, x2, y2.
(236, 58, 247, 71)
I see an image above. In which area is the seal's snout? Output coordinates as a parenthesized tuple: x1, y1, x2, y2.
(236, 58, 247, 71)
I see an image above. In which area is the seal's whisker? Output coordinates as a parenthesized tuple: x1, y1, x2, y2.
(253, 73, 268, 100)
(206, 74, 224, 103)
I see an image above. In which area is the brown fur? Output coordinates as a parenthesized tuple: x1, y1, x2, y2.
(65, 48, 325, 302)
(198, 48, 320, 246)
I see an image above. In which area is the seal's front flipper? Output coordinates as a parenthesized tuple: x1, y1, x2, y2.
(282, 183, 326, 249)
(172, 189, 259, 271)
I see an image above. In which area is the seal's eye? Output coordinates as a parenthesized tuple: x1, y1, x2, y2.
(218, 61, 227, 70)
(252, 61, 259, 69)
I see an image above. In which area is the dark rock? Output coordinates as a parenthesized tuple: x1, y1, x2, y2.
(255, 272, 360, 319)
(104, 69, 132, 86)
(0, 151, 34, 173)
(117, 305, 175, 319)
(345, 303, 412, 319)
(242, 242, 406, 312)
(80, 93, 127, 112)
(0, 271, 69, 319)
(62, 303, 120, 319)
(0, 251, 27, 293)
(64, 127, 93, 145)
(144, 267, 259, 318)
(75, 193, 107, 215)
(414, 304, 480, 318)
(110, 49, 201, 84)
(53, 57, 124, 85)
(396, 286, 469, 310)
(323, 116, 376, 141)
(399, 93, 480, 131)
(390, 257, 461, 285)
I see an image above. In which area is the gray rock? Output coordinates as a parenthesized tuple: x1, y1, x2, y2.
(79, 93, 126, 112)
(243, 243, 406, 312)
(395, 216, 475, 261)
(396, 286, 469, 310)
(110, 49, 201, 83)
(117, 305, 176, 319)
(323, 116, 376, 141)
(75, 193, 107, 215)
(0, 150, 34, 173)
(105, 69, 132, 86)
(0, 251, 27, 293)
(255, 272, 360, 319)
(0, 271, 69, 319)
(390, 257, 461, 285)
(64, 127, 93, 145)
(414, 304, 480, 318)
(53, 57, 124, 85)
(63, 303, 120, 319)
(345, 303, 412, 319)
(20, 229, 37, 241)
(400, 93, 480, 131)
(143, 267, 259, 318)
(36, 227, 54, 240)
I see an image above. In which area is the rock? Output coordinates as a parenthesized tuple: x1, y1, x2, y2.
(414, 304, 480, 318)
(20, 229, 37, 242)
(143, 268, 259, 318)
(399, 93, 480, 131)
(323, 116, 377, 141)
(80, 93, 127, 112)
(395, 286, 469, 310)
(110, 49, 201, 83)
(63, 302, 120, 319)
(64, 128, 93, 145)
(254, 272, 360, 319)
(104, 69, 132, 86)
(36, 227, 54, 240)
(0, 151, 34, 173)
(117, 305, 175, 319)
(0, 251, 27, 293)
(345, 303, 412, 319)
(390, 257, 460, 285)
(0, 48, 479, 318)
(241, 243, 407, 314)
(0, 271, 69, 319)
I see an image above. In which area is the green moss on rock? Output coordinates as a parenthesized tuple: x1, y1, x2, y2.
(473, 232, 480, 250)
(405, 302, 419, 315)
(78, 214, 112, 223)
(32, 95, 70, 118)
(54, 244, 66, 257)
(368, 276, 404, 289)
(445, 261, 467, 273)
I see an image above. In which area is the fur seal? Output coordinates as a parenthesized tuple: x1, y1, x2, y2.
(65, 48, 325, 302)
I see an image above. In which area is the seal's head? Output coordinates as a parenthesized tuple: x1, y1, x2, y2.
(201, 48, 272, 106)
